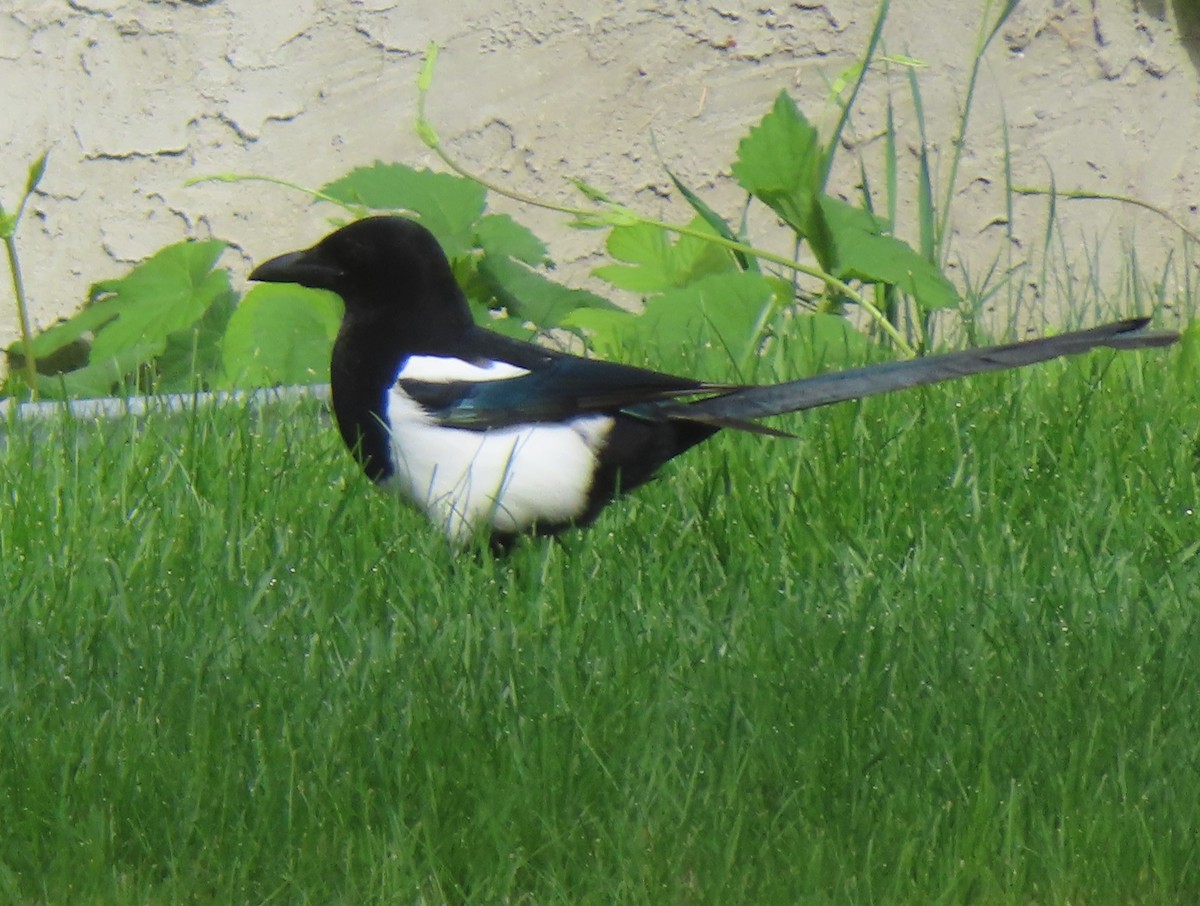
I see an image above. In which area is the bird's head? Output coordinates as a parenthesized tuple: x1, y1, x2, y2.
(250, 216, 472, 332)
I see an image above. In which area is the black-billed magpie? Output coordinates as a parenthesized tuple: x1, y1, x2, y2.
(250, 216, 1178, 546)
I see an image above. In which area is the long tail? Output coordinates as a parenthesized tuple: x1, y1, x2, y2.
(674, 317, 1178, 426)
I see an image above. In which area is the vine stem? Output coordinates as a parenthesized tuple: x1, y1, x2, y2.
(1011, 186, 1200, 245)
(186, 174, 362, 214)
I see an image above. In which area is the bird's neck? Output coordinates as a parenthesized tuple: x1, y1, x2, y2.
(329, 311, 412, 482)
(328, 284, 474, 481)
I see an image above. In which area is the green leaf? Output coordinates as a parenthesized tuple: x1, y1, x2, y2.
(27, 294, 124, 359)
(1, 151, 50, 235)
(571, 178, 616, 204)
(415, 44, 442, 149)
(418, 42, 440, 93)
(474, 214, 549, 266)
(465, 298, 538, 341)
(157, 286, 237, 391)
(731, 92, 825, 241)
(319, 163, 486, 256)
(766, 311, 872, 377)
(640, 271, 778, 369)
(37, 343, 155, 399)
(819, 197, 890, 236)
(593, 218, 734, 293)
(558, 307, 638, 360)
(30, 240, 231, 395)
(221, 284, 342, 387)
(24, 152, 48, 199)
(566, 271, 778, 372)
(818, 196, 959, 312)
(4, 334, 89, 376)
(478, 255, 617, 329)
(86, 240, 233, 366)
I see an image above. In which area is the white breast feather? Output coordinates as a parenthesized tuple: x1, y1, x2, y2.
(383, 388, 613, 543)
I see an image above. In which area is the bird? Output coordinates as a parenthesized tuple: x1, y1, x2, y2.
(250, 215, 1179, 547)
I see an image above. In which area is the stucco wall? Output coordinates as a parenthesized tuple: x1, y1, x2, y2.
(3, 0, 1198, 349)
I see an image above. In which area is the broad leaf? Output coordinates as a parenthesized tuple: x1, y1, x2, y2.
(639, 271, 778, 369)
(558, 307, 637, 361)
(157, 287, 237, 391)
(478, 255, 617, 329)
(221, 284, 342, 387)
(36, 240, 232, 396)
(320, 163, 486, 256)
(732, 91, 828, 264)
(86, 240, 232, 367)
(465, 299, 539, 341)
(819, 196, 959, 312)
(593, 218, 735, 293)
(474, 214, 549, 266)
(41, 351, 147, 399)
(765, 311, 872, 377)
(567, 271, 778, 372)
(27, 294, 124, 358)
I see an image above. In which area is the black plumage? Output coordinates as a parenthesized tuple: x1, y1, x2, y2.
(250, 215, 1178, 544)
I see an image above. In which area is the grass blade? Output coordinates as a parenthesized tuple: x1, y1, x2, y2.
(823, 0, 891, 185)
(662, 163, 758, 272)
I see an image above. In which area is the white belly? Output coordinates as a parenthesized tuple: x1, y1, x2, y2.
(382, 391, 613, 543)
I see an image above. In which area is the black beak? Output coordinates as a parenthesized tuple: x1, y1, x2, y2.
(249, 248, 343, 291)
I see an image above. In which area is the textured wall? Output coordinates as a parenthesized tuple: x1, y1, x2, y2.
(3, 0, 1198, 347)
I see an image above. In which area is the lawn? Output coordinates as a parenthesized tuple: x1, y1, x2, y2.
(1, 342, 1197, 903)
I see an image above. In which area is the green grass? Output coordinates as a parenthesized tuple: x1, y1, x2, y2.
(1, 342, 1198, 904)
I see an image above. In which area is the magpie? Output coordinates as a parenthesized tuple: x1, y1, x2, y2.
(250, 215, 1178, 546)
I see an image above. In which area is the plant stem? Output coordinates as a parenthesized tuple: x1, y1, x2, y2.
(1011, 186, 1200, 245)
(186, 174, 362, 214)
(4, 233, 38, 397)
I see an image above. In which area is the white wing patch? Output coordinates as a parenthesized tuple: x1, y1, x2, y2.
(382, 388, 612, 544)
(397, 355, 530, 383)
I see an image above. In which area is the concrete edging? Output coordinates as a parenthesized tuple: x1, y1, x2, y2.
(0, 384, 331, 431)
